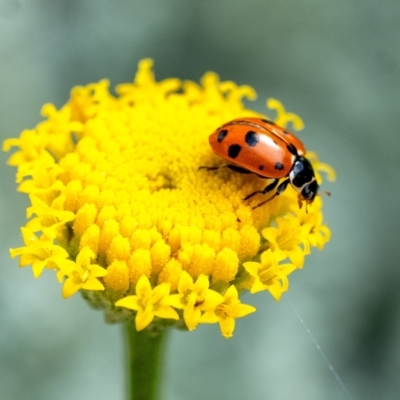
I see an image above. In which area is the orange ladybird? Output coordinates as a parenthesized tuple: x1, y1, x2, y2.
(204, 117, 319, 209)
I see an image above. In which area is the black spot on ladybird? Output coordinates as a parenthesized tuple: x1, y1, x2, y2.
(217, 129, 228, 142)
(228, 144, 242, 159)
(261, 119, 275, 124)
(245, 130, 259, 147)
(258, 165, 264, 171)
(275, 162, 284, 170)
(282, 130, 289, 135)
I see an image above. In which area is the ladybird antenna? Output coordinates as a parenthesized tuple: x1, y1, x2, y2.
(318, 191, 331, 197)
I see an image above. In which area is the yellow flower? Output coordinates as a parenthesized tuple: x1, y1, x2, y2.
(59, 246, 108, 298)
(4, 59, 334, 338)
(3, 129, 48, 167)
(290, 196, 331, 250)
(200, 285, 256, 338)
(115, 275, 179, 331)
(243, 249, 295, 300)
(261, 215, 310, 268)
(167, 272, 224, 331)
(9, 227, 72, 278)
(26, 194, 75, 238)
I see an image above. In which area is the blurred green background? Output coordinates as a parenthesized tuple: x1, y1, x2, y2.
(1, 0, 399, 399)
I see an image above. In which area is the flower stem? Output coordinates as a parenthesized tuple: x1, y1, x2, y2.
(125, 323, 168, 400)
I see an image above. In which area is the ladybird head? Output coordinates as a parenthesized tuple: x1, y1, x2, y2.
(289, 156, 319, 204)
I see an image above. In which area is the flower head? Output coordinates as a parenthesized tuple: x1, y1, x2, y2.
(4, 59, 333, 338)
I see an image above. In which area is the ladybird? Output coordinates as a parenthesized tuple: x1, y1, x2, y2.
(203, 117, 319, 209)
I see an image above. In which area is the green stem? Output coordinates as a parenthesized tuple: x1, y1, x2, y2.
(125, 323, 168, 400)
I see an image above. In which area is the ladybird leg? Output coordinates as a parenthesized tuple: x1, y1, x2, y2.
(243, 178, 279, 202)
(199, 164, 252, 173)
(198, 165, 221, 171)
(226, 165, 252, 174)
(252, 179, 290, 210)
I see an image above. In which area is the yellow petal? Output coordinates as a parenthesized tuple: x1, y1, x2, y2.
(199, 310, 219, 324)
(19, 253, 37, 267)
(115, 296, 139, 311)
(193, 274, 210, 294)
(219, 317, 235, 339)
(135, 309, 154, 331)
(184, 307, 202, 331)
(76, 246, 95, 267)
(165, 294, 184, 309)
(250, 280, 267, 294)
(62, 278, 81, 298)
(178, 271, 193, 293)
(224, 285, 239, 301)
(288, 248, 304, 268)
(236, 304, 256, 318)
(81, 277, 105, 292)
(32, 261, 47, 278)
(243, 261, 260, 277)
(88, 265, 108, 278)
(10, 247, 27, 259)
(136, 275, 152, 297)
(154, 305, 179, 320)
(20, 227, 38, 246)
(152, 283, 170, 303)
(202, 290, 224, 310)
